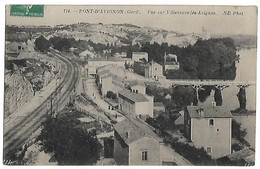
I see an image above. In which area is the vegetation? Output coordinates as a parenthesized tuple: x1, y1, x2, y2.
(146, 114, 177, 137)
(140, 38, 237, 80)
(146, 85, 197, 111)
(231, 143, 243, 152)
(34, 35, 51, 52)
(131, 62, 145, 76)
(106, 91, 117, 100)
(49, 37, 75, 51)
(232, 120, 247, 142)
(38, 110, 101, 165)
(164, 138, 215, 165)
(198, 86, 214, 102)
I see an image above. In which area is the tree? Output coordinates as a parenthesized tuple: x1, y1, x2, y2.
(34, 35, 51, 52)
(38, 115, 101, 165)
(49, 37, 72, 51)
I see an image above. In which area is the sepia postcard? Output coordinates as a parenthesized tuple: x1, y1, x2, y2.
(3, 5, 257, 166)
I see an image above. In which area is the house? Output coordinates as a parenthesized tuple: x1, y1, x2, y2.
(96, 65, 126, 97)
(73, 48, 85, 57)
(164, 54, 180, 71)
(164, 62, 180, 71)
(118, 89, 154, 118)
(86, 57, 133, 76)
(68, 47, 77, 52)
(95, 65, 150, 97)
(6, 42, 25, 55)
(165, 94, 171, 100)
(114, 52, 127, 58)
(114, 118, 162, 165)
(128, 80, 146, 95)
(144, 61, 165, 80)
(174, 110, 184, 130)
(132, 52, 148, 62)
(79, 49, 95, 59)
(184, 104, 232, 158)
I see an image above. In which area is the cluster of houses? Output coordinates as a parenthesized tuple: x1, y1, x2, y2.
(83, 50, 237, 165)
(5, 41, 239, 165)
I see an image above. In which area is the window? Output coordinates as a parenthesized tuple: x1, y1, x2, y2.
(206, 146, 212, 153)
(209, 119, 214, 126)
(136, 90, 138, 94)
(155, 68, 157, 70)
(141, 151, 148, 161)
(216, 128, 220, 133)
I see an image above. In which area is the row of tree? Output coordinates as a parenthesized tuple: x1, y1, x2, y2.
(35, 35, 238, 81)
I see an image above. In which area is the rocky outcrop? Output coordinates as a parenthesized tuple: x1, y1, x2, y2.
(4, 64, 34, 117)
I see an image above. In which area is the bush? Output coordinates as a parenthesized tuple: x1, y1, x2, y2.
(232, 120, 247, 142)
(106, 91, 117, 100)
(232, 143, 243, 152)
(165, 138, 215, 165)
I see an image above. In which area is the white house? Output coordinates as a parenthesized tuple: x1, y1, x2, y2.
(114, 118, 162, 165)
(144, 61, 165, 80)
(118, 89, 154, 118)
(128, 81, 146, 95)
(132, 52, 148, 62)
(184, 104, 232, 158)
(164, 54, 180, 71)
(86, 57, 133, 76)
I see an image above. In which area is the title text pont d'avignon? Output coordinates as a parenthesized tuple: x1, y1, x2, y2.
(64, 9, 218, 16)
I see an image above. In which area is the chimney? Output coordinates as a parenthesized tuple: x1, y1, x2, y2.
(212, 101, 216, 107)
(197, 108, 204, 116)
(126, 131, 130, 138)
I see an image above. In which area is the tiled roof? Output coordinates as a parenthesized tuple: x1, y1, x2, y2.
(128, 80, 146, 87)
(74, 48, 85, 54)
(187, 105, 232, 118)
(88, 57, 131, 62)
(97, 68, 113, 77)
(144, 61, 162, 68)
(96, 64, 115, 71)
(118, 90, 149, 103)
(114, 117, 162, 145)
(132, 52, 148, 55)
(165, 61, 179, 65)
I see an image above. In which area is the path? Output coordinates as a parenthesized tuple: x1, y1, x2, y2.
(84, 77, 125, 122)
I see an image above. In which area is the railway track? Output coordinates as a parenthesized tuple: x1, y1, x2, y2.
(3, 51, 80, 159)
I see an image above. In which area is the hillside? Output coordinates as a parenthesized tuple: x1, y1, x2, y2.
(49, 23, 200, 47)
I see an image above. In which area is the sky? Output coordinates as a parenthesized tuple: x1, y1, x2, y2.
(5, 5, 257, 35)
